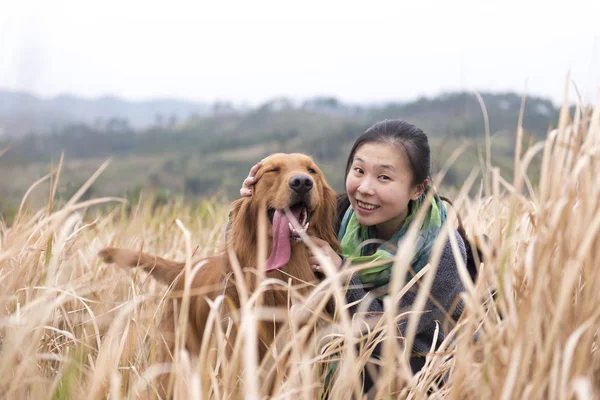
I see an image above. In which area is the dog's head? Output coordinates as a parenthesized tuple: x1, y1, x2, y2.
(229, 153, 339, 271)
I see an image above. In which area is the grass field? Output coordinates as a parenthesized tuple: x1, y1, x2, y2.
(0, 92, 598, 399)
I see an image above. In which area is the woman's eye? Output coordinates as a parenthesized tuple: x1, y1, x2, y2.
(354, 167, 363, 174)
(379, 175, 391, 180)
(308, 167, 316, 174)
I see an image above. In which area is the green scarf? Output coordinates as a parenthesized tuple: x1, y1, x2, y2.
(338, 189, 446, 293)
(320, 190, 445, 395)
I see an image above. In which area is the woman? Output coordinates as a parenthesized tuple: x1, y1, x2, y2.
(239, 119, 469, 391)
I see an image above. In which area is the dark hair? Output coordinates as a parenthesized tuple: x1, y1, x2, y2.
(345, 119, 431, 187)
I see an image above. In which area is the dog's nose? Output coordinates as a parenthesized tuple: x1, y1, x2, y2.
(289, 174, 314, 194)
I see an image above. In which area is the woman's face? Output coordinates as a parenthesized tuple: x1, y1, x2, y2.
(345, 142, 424, 240)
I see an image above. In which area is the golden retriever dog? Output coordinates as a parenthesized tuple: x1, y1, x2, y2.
(99, 153, 339, 395)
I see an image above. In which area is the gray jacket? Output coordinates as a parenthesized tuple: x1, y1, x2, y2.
(344, 229, 467, 357)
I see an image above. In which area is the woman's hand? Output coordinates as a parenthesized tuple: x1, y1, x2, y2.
(306, 236, 343, 273)
(240, 160, 264, 197)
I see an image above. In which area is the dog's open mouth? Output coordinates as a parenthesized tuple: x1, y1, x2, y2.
(288, 203, 311, 240)
(265, 202, 311, 272)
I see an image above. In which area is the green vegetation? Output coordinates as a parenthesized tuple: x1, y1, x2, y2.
(0, 91, 553, 222)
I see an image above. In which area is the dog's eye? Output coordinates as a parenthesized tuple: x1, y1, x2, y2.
(266, 167, 280, 173)
(308, 167, 316, 174)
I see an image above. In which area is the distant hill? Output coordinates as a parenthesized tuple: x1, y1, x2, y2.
(0, 89, 559, 139)
(0, 90, 559, 213)
(0, 90, 212, 137)
(370, 92, 557, 138)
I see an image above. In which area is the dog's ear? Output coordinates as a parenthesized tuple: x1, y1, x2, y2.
(228, 197, 257, 250)
(228, 198, 245, 222)
(315, 183, 340, 252)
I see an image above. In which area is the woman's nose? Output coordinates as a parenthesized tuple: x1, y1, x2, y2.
(357, 179, 375, 195)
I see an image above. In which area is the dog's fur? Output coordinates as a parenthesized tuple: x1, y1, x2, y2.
(99, 153, 339, 394)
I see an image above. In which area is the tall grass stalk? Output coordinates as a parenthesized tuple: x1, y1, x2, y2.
(0, 88, 599, 399)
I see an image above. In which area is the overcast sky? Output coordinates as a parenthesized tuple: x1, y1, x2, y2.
(1, 0, 599, 105)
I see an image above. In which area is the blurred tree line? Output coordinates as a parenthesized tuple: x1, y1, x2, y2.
(0, 91, 556, 222)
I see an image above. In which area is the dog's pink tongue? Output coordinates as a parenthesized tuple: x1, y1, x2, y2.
(265, 210, 292, 271)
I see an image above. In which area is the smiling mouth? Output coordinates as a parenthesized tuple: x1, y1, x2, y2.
(356, 200, 380, 211)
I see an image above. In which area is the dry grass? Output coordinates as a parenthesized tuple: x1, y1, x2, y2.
(1, 89, 599, 399)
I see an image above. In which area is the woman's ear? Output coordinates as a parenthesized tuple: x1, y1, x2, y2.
(411, 179, 429, 200)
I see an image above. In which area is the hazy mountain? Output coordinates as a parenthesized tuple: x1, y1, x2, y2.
(0, 90, 212, 137)
(0, 88, 559, 139)
(0, 90, 562, 212)
(370, 92, 557, 138)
